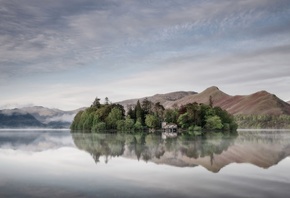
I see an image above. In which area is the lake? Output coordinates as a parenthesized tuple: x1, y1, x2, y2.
(0, 129, 289, 198)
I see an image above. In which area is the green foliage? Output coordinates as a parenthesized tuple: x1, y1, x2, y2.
(92, 122, 106, 132)
(177, 113, 190, 129)
(124, 117, 135, 131)
(164, 109, 179, 123)
(116, 120, 126, 131)
(176, 103, 236, 132)
(106, 107, 124, 129)
(91, 97, 101, 108)
(127, 107, 136, 121)
(145, 114, 160, 129)
(153, 102, 165, 117)
(83, 113, 94, 130)
(127, 100, 166, 130)
(71, 98, 126, 132)
(142, 98, 153, 115)
(70, 111, 83, 130)
(135, 100, 144, 125)
(134, 120, 143, 131)
(205, 115, 223, 130)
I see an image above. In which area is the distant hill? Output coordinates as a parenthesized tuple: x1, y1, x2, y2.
(0, 110, 45, 128)
(118, 91, 197, 109)
(0, 106, 84, 128)
(117, 86, 290, 116)
(20, 106, 83, 124)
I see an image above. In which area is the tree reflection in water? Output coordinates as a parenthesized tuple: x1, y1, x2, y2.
(71, 130, 290, 172)
(71, 131, 239, 168)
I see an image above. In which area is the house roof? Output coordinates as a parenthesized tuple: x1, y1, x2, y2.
(163, 123, 177, 129)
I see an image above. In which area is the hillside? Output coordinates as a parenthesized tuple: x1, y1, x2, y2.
(117, 86, 290, 116)
(20, 106, 82, 124)
(118, 91, 197, 109)
(0, 110, 45, 128)
(0, 107, 84, 128)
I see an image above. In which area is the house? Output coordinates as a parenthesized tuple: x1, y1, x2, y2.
(162, 122, 177, 133)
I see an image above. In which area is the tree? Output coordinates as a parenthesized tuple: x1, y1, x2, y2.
(71, 111, 83, 130)
(127, 106, 136, 122)
(83, 113, 94, 130)
(209, 95, 213, 107)
(145, 114, 160, 129)
(205, 115, 223, 130)
(105, 97, 109, 105)
(92, 122, 106, 132)
(135, 100, 144, 125)
(178, 113, 190, 129)
(106, 107, 124, 129)
(153, 102, 165, 118)
(186, 103, 199, 126)
(92, 97, 101, 108)
(96, 105, 112, 121)
(164, 109, 178, 123)
(142, 98, 153, 114)
(124, 117, 135, 131)
(117, 120, 126, 131)
(134, 120, 143, 130)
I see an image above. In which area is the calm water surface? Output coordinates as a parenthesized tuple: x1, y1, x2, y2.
(0, 129, 289, 198)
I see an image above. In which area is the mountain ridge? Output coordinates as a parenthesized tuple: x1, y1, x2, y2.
(118, 91, 197, 109)
(117, 86, 290, 116)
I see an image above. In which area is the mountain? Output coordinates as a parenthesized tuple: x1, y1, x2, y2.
(0, 110, 45, 128)
(117, 86, 290, 116)
(20, 106, 82, 124)
(118, 91, 197, 109)
(0, 106, 84, 128)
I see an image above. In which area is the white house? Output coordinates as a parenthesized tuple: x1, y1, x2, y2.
(162, 122, 177, 133)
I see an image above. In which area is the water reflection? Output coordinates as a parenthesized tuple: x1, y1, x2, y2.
(0, 130, 74, 151)
(1, 130, 290, 198)
(71, 131, 290, 172)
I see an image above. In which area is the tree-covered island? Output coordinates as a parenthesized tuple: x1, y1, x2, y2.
(71, 97, 237, 134)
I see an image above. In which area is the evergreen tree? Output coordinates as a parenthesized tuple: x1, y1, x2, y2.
(91, 97, 101, 108)
(142, 98, 153, 114)
(135, 100, 144, 125)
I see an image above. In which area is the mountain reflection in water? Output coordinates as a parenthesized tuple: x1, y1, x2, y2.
(71, 131, 290, 172)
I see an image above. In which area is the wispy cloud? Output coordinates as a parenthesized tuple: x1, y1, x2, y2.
(1, 0, 290, 108)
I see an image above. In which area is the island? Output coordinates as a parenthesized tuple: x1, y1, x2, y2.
(71, 96, 237, 134)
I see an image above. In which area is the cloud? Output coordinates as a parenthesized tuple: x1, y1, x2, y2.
(45, 114, 76, 123)
(1, 0, 290, 107)
(1, 0, 288, 75)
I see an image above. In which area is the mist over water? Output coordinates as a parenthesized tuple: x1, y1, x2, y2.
(0, 129, 290, 198)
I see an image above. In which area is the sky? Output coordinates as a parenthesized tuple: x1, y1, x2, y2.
(1, 0, 290, 110)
